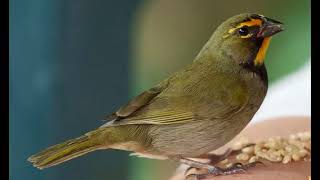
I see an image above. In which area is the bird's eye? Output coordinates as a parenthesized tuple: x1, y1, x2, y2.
(238, 26, 249, 36)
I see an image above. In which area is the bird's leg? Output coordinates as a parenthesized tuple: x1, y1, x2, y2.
(180, 158, 219, 172)
(204, 148, 233, 165)
(181, 157, 262, 180)
(199, 143, 256, 165)
(180, 158, 222, 176)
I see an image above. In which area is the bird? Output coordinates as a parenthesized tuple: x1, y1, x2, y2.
(28, 13, 284, 177)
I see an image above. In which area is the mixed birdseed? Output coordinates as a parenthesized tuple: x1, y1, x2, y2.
(222, 131, 311, 166)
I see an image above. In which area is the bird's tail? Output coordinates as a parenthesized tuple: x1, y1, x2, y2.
(28, 128, 110, 169)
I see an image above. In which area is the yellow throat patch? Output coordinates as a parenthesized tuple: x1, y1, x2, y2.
(254, 37, 271, 66)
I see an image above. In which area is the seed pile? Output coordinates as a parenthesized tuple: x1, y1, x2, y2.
(222, 131, 311, 166)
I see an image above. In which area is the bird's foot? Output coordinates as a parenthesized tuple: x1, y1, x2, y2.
(211, 161, 263, 175)
(184, 161, 263, 180)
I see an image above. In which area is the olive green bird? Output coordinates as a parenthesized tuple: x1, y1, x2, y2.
(28, 13, 283, 177)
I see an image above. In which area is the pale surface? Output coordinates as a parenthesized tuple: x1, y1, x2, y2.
(252, 62, 311, 124)
(170, 116, 311, 180)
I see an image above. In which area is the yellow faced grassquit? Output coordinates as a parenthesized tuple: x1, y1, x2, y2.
(28, 13, 284, 178)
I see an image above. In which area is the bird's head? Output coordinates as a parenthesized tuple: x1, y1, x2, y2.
(201, 13, 284, 68)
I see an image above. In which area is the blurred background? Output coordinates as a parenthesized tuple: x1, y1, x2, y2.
(10, 0, 310, 180)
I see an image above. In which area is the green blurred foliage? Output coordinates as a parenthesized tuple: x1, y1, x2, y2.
(130, 0, 310, 93)
(129, 0, 310, 179)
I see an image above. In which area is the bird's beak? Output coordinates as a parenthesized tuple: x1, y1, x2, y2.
(257, 18, 284, 38)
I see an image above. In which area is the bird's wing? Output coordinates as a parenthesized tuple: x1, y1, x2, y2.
(101, 79, 170, 125)
(102, 94, 244, 127)
(101, 69, 248, 127)
(102, 95, 195, 127)
(110, 86, 163, 118)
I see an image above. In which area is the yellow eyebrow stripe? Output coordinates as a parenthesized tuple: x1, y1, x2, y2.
(238, 19, 262, 27)
(227, 18, 263, 34)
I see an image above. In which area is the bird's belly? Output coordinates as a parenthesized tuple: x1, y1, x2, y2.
(148, 108, 258, 158)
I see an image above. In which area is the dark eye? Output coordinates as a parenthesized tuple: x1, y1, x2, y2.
(238, 26, 249, 36)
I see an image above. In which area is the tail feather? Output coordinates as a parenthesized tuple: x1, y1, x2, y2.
(28, 129, 105, 169)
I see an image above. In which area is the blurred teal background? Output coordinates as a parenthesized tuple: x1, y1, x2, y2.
(10, 0, 139, 180)
(10, 0, 310, 180)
